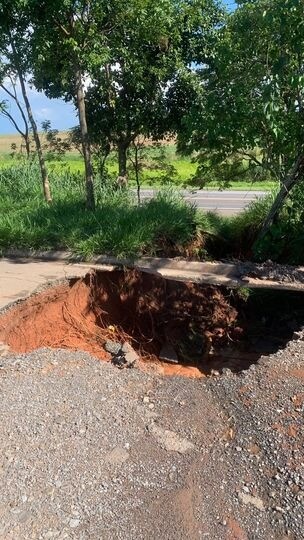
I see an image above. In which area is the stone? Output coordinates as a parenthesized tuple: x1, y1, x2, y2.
(104, 341, 122, 355)
(159, 343, 178, 364)
(122, 342, 139, 366)
(222, 367, 232, 375)
(106, 446, 129, 466)
(274, 506, 286, 514)
(148, 423, 195, 454)
(69, 518, 80, 528)
(44, 532, 56, 539)
(293, 331, 304, 341)
(238, 492, 265, 511)
(0, 341, 10, 357)
(17, 510, 31, 523)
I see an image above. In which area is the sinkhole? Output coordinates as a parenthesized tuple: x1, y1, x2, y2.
(0, 268, 303, 378)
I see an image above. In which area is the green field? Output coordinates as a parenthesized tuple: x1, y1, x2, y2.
(0, 151, 276, 191)
(0, 133, 276, 191)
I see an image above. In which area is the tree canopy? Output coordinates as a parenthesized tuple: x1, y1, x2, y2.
(175, 0, 304, 234)
(1, 0, 304, 247)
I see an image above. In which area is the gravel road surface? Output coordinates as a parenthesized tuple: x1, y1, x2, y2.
(1, 335, 304, 539)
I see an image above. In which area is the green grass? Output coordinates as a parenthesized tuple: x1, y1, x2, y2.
(0, 160, 210, 259)
(1, 158, 302, 264)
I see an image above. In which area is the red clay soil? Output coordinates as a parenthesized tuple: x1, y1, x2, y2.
(0, 269, 244, 378)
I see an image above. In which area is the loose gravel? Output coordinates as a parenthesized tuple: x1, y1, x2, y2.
(0, 336, 304, 539)
(239, 261, 304, 284)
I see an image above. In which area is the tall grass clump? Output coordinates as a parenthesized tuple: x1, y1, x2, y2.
(0, 161, 203, 259)
(202, 194, 275, 259)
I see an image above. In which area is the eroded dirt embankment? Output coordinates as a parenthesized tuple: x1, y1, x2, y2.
(0, 268, 303, 377)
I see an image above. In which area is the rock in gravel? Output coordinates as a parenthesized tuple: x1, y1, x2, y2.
(106, 446, 130, 466)
(159, 342, 179, 364)
(238, 492, 265, 511)
(69, 518, 80, 528)
(104, 340, 122, 355)
(148, 422, 195, 454)
(0, 341, 10, 357)
(293, 330, 304, 340)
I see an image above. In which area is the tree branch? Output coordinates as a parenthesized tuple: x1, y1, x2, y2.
(54, 19, 71, 36)
(0, 82, 29, 137)
(1, 108, 26, 138)
(238, 150, 263, 168)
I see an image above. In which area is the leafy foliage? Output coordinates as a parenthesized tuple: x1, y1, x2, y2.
(177, 0, 304, 185)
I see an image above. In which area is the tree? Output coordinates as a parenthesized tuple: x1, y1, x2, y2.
(85, 0, 223, 183)
(84, 0, 176, 182)
(0, 0, 52, 202)
(28, 0, 115, 210)
(176, 0, 304, 239)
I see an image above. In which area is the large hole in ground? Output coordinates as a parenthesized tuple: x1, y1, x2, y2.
(0, 268, 303, 378)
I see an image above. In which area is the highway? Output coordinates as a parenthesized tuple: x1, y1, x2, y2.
(139, 189, 267, 215)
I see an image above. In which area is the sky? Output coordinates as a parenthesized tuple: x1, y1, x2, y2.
(0, 82, 78, 135)
(0, 0, 236, 136)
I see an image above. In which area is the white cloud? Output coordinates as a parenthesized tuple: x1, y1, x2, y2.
(35, 107, 52, 119)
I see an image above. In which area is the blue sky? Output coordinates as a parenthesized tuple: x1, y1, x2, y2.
(0, 83, 78, 135)
(0, 0, 236, 135)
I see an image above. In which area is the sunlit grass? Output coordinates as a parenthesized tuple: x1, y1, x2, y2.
(0, 144, 275, 190)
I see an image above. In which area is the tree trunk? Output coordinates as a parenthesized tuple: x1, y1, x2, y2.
(11, 43, 52, 203)
(117, 142, 128, 180)
(19, 77, 51, 202)
(75, 69, 95, 210)
(255, 153, 304, 244)
(24, 136, 31, 158)
(133, 143, 141, 204)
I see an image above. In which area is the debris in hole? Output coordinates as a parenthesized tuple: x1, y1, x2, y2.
(121, 342, 139, 365)
(159, 343, 179, 364)
(238, 260, 304, 284)
(293, 328, 304, 340)
(111, 353, 127, 369)
(105, 340, 138, 369)
(104, 341, 122, 355)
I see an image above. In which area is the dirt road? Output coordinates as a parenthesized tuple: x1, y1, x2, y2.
(1, 338, 304, 539)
